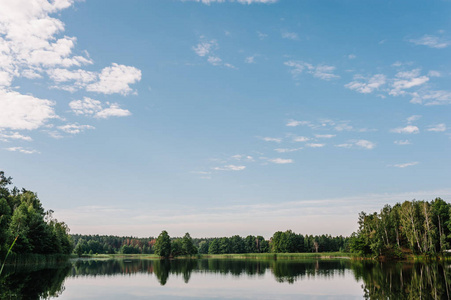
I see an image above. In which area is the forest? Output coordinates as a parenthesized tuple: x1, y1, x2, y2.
(348, 197, 451, 258)
(72, 230, 348, 258)
(0, 171, 72, 257)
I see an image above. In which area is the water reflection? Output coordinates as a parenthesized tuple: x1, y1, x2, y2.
(1, 258, 451, 299)
(0, 263, 71, 299)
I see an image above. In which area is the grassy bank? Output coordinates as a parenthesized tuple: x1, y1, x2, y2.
(74, 252, 352, 260)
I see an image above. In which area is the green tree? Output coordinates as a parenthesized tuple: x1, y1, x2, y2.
(154, 230, 171, 258)
(181, 233, 197, 255)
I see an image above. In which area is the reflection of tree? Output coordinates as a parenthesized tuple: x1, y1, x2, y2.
(271, 260, 348, 284)
(0, 263, 71, 299)
(351, 261, 451, 299)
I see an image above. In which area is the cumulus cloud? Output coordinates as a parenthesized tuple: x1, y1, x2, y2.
(409, 35, 450, 49)
(345, 74, 386, 94)
(427, 123, 446, 132)
(0, 89, 56, 130)
(390, 125, 420, 134)
(0, 0, 92, 88)
(393, 162, 419, 168)
(268, 158, 293, 164)
(69, 97, 131, 119)
(192, 40, 217, 57)
(86, 63, 141, 95)
(284, 60, 339, 81)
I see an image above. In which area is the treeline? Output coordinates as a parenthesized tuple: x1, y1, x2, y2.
(349, 198, 450, 257)
(71, 234, 155, 255)
(72, 231, 348, 258)
(0, 171, 72, 256)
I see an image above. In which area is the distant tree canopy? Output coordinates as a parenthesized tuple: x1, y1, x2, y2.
(349, 198, 450, 257)
(0, 171, 73, 256)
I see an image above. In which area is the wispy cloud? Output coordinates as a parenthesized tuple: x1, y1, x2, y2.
(260, 137, 282, 143)
(394, 140, 411, 145)
(409, 35, 450, 49)
(0, 131, 32, 142)
(274, 148, 302, 153)
(427, 123, 446, 132)
(315, 134, 336, 139)
(336, 139, 375, 150)
(393, 162, 419, 168)
(407, 115, 422, 124)
(213, 165, 246, 171)
(5, 147, 39, 154)
(306, 143, 325, 148)
(345, 74, 386, 94)
(58, 123, 95, 135)
(281, 32, 298, 40)
(268, 158, 294, 164)
(285, 61, 339, 81)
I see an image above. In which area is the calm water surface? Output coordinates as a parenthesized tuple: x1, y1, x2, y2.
(1, 258, 450, 299)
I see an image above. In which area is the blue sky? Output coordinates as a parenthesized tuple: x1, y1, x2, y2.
(1, 0, 450, 238)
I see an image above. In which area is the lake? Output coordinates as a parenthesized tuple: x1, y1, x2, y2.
(1, 258, 450, 299)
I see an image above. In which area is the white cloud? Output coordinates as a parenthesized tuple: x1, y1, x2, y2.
(47, 68, 97, 90)
(335, 140, 375, 150)
(409, 35, 450, 49)
(245, 56, 255, 64)
(292, 136, 310, 142)
(393, 162, 419, 168)
(427, 123, 446, 132)
(410, 90, 451, 105)
(261, 137, 282, 143)
(0, 89, 56, 130)
(0, 131, 32, 142)
(286, 120, 311, 127)
(207, 56, 222, 66)
(281, 32, 298, 40)
(390, 125, 420, 134)
(306, 143, 325, 148)
(390, 69, 429, 96)
(274, 148, 302, 153)
(428, 70, 441, 77)
(268, 158, 293, 164)
(69, 97, 131, 119)
(315, 134, 336, 139)
(213, 165, 246, 171)
(284, 60, 339, 81)
(406, 115, 421, 124)
(345, 74, 386, 94)
(5, 146, 39, 154)
(257, 31, 268, 40)
(86, 63, 141, 95)
(394, 140, 411, 145)
(355, 139, 376, 149)
(192, 40, 217, 57)
(58, 123, 95, 134)
(348, 54, 356, 59)
(0, 0, 92, 88)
